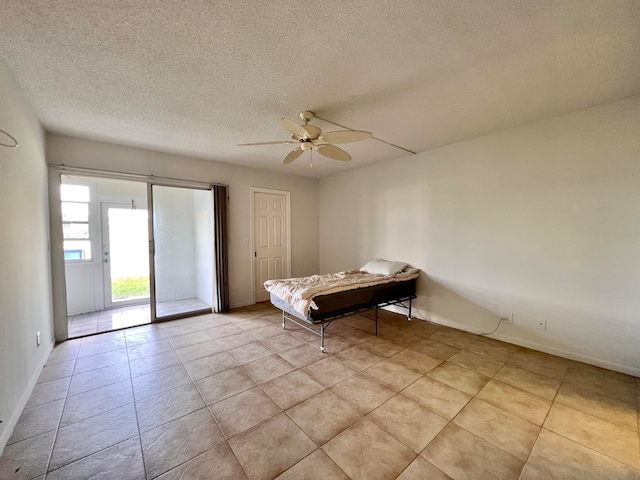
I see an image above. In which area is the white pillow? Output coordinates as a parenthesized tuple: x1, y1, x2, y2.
(360, 259, 408, 275)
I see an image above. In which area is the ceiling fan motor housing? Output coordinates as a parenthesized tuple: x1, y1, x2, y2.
(300, 111, 315, 122)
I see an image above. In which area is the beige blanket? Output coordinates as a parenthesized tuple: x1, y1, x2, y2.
(264, 268, 419, 316)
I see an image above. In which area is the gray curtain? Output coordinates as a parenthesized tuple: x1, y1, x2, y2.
(212, 184, 230, 312)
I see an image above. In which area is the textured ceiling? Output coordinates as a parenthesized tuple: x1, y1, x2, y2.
(1, 1, 639, 178)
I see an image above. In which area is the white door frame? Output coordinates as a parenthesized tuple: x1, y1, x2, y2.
(250, 187, 291, 304)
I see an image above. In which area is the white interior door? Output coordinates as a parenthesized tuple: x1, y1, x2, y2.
(253, 190, 289, 302)
(101, 203, 150, 309)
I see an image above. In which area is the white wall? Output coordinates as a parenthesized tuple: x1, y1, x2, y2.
(46, 133, 320, 314)
(0, 62, 54, 451)
(65, 263, 95, 314)
(320, 96, 640, 376)
(153, 186, 197, 302)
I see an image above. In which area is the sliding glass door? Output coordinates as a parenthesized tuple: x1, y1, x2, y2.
(150, 185, 214, 320)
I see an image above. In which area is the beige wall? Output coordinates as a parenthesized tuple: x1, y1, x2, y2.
(46, 133, 320, 314)
(320, 96, 640, 375)
(0, 62, 53, 450)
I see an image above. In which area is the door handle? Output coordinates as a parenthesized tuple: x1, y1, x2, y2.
(104, 259, 109, 263)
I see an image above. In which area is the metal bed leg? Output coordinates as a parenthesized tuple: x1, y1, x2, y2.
(281, 310, 329, 352)
(408, 297, 412, 322)
(375, 306, 378, 336)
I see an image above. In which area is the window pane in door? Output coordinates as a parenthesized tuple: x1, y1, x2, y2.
(63, 240, 92, 260)
(61, 202, 89, 222)
(63, 223, 89, 239)
(61, 184, 90, 202)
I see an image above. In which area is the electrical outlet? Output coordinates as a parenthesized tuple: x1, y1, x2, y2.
(500, 313, 513, 324)
(536, 320, 546, 330)
(36, 331, 41, 346)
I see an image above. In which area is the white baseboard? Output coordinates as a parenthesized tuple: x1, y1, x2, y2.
(403, 311, 640, 378)
(0, 340, 55, 455)
(489, 332, 640, 378)
(229, 300, 255, 309)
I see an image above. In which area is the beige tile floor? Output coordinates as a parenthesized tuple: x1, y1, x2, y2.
(67, 299, 211, 338)
(2, 303, 639, 479)
(68, 304, 151, 338)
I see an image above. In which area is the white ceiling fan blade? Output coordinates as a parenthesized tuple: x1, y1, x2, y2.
(321, 130, 372, 144)
(281, 118, 309, 138)
(299, 124, 322, 140)
(283, 148, 304, 164)
(282, 118, 323, 140)
(238, 141, 298, 146)
(316, 144, 351, 161)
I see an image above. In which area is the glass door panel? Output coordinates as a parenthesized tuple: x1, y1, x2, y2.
(151, 185, 213, 320)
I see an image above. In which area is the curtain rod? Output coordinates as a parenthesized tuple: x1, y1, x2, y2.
(49, 163, 228, 189)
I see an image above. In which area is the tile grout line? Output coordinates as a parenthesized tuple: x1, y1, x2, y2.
(539, 427, 640, 471)
(41, 346, 78, 479)
(206, 321, 354, 477)
(44, 334, 140, 477)
(11, 306, 639, 479)
(124, 331, 150, 480)
(130, 324, 181, 479)
(421, 347, 547, 476)
(528, 365, 640, 472)
(168, 320, 255, 480)
(44, 437, 140, 479)
(515, 359, 569, 475)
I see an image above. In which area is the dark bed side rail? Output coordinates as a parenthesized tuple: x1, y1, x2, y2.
(281, 294, 416, 352)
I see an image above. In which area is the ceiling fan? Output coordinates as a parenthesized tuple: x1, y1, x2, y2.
(238, 111, 372, 165)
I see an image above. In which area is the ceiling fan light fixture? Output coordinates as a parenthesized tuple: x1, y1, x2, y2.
(239, 111, 373, 165)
